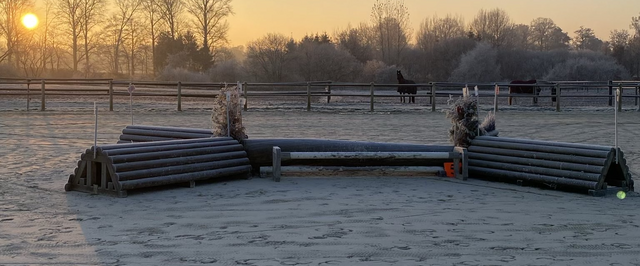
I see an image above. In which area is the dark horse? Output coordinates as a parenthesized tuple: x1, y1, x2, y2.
(397, 70, 417, 103)
(508, 79, 541, 105)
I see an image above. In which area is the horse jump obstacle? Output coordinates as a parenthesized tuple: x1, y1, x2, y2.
(113, 125, 468, 182)
(270, 147, 468, 182)
(467, 136, 634, 195)
(67, 125, 632, 197)
(65, 137, 251, 197)
(117, 125, 213, 143)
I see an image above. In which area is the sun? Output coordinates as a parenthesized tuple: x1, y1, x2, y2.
(22, 13, 38, 29)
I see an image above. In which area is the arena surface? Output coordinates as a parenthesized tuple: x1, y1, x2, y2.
(1, 100, 639, 265)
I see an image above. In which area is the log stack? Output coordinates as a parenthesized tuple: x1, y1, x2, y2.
(66, 137, 251, 197)
(468, 136, 634, 195)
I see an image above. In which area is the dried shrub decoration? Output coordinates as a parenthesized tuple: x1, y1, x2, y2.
(446, 97, 478, 147)
(446, 96, 497, 147)
(479, 111, 496, 134)
(211, 85, 247, 141)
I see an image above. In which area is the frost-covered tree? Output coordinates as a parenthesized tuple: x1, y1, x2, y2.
(291, 35, 361, 81)
(449, 42, 501, 82)
(544, 50, 630, 80)
(358, 59, 397, 83)
(335, 23, 374, 63)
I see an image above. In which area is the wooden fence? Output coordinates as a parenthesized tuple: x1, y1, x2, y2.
(0, 78, 639, 112)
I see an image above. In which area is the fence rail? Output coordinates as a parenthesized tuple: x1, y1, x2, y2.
(0, 78, 639, 112)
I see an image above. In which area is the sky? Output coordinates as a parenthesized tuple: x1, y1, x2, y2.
(227, 0, 640, 47)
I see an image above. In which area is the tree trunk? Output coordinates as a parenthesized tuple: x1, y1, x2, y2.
(114, 44, 120, 74)
(131, 24, 135, 77)
(72, 28, 78, 72)
(84, 30, 89, 77)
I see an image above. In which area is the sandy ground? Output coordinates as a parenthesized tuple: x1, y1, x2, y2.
(1, 99, 640, 265)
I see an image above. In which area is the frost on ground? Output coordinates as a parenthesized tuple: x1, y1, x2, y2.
(0, 97, 639, 265)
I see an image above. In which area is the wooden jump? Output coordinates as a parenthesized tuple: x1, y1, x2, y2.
(270, 147, 468, 182)
(65, 138, 251, 197)
(468, 136, 634, 196)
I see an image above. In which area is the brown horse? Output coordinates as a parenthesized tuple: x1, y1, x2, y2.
(397, 70, 417, 103)
(508, 80, 541, 105)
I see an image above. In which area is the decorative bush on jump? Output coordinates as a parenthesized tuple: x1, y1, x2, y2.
(479, 111, 496, 133)
(446, 96, 496, 147)
(211, 85, 247, 141)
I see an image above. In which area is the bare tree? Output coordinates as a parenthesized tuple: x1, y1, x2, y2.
(105, 0, 141, 74)
(416, 14, 465, 51)
(55, 0, 82, 72)
(470, 8, 512, 47)
(370, 0, 411, 65)
(528, 18, 570, 51)
(244, 33, 291, 82)
(47, 32, 68, 72)
(8, 1, 55, 77)
(572, 26, 604, 51)
(504, 24, 530, 50)
(631, 13, 640, 37)
(549, 27, 571, 50)
(14, 2, 50, 77)
(611, 29, 630, 48)
(609, 29, 630, 71)
(334, 23, 374, 63)
(157, 0, 184, 39)
(529, 17, 557, 51)
(628, 14, 640, 78)
(142, 0, 162, 74)
(185, 0, 233, 64)
(80, 0, 105, 76)
(15, 34, 40, 76)
(0, 0, 34, 65)
(32, 0, 57, 76)
(122, 15, 147, 77)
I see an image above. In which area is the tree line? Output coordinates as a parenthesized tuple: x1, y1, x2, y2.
(1, 0, 639, 83)
(0, 0, 232, 78)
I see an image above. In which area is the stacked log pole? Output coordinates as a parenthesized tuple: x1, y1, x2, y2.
(468, 136, 633, 195)
(66, 137, 251, 197)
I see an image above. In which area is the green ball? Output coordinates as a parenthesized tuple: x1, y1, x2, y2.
(617, 191, 626, 200)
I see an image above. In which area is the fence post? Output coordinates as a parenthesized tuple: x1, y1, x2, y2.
(272, 146, 281, 182)
(325, 83, 331, 103)
(637, 85, 640, 112)
(431, 83, 436, 112)
(427, 83, 432, 105)
(177, 81, 182, 111)
(370, 82, 374, 112)
(26, 79, 30, 111)
(306, 82, 311, 111)
(555, 84, 561, 112)
(617, 84, 623, 112)
(109, 80, 113, 111)
(608, 80, 613, 106)
(634, 85, 640, 105)
(243, 82, 248, 111)
(494, 83, 498, 113)
(533, 81, 538, 104)
(40, 80, 45, 111)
